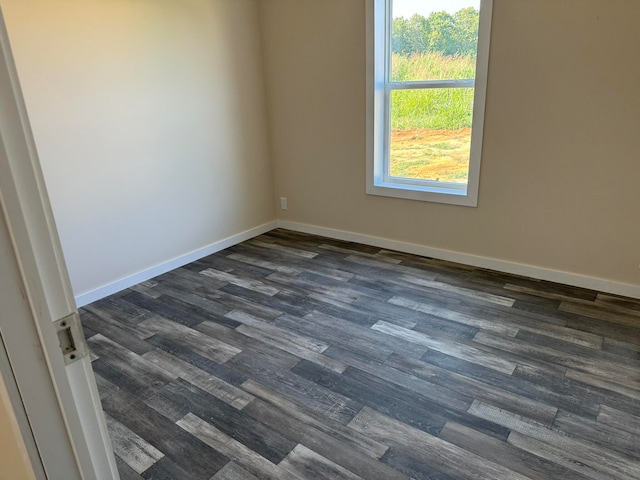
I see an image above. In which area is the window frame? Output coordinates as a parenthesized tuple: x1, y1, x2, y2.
(366, 0, 494, 207)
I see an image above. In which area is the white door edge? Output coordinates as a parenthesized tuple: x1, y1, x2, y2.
(0, 5, 118, 479)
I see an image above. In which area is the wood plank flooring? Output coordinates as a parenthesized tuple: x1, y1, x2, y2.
(80, 229, 640, 480)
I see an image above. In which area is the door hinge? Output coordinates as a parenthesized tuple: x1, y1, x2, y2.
(53, 312, 88, 365)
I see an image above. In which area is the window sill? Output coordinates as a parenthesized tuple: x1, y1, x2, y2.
(366, 179, 478, 207)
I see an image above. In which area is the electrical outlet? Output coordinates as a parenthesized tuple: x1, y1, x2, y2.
(280, 197, 288, 210)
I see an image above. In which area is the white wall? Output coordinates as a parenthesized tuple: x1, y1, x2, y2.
(2, 0, 275, 301)
(259, 0, 640, 292)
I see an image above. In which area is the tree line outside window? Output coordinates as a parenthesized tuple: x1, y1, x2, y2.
(392, 8, 479, 58)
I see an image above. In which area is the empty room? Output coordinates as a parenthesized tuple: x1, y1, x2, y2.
(0, 0, 639, 479)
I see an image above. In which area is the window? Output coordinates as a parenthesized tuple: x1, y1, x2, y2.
(367, 0, 493, 206)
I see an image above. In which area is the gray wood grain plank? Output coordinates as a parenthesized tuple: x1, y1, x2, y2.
(372, 321, 517, 374)
(137, 316, 240, 364)
(469, 400, 640, 480)
(243, 398, 408, 480)
(439, 422, 591, 480)
(552, 411, 640, 461)
(229, 243, 355, 281)
(305, 311, 429, 358)
(410, 313, 481, 340)
(507, 432, 615, 480)
(140, 456, 199, 480)
(565, 369, 640, 402)
(82, 305, 156, 339)
(597, 405, 640, 437)
(141, 383, 191, 423)
(324, 346, 472, 412)
(194, 286, 284, 320)
(278, 444, 364, 480)
(515, 323, 604, 350)
(292, 359, 509, 441)
(200, 268, 280, 296)
(273, 313, 396, 362)
(82, 305, 154, 353)
(94, 372, 120, 400)
(115, 456, 145, 480)
(150, 284, 233, 319)
(512, 364, 629, 418)
(241, 380, 388, 459)
(128, 283, 163, 299)
(462, 301, 568, 330)
(348, 407, 530, 480)
(156, 267, 228, 294)
(388, 296, 520, 336)
(377, 248, 474, 272)
(474, 331, 639, 387)
(301, 270, 393, 301)
(248, 239, 318, 258)
(344, 254, 419, 271)
(177, 413, 302, 480)
(504, 283, 599, 304)
(565, 315, 640, 347)
(602, 337, 640, 357)
(194, 319, 301, 370)
(212, 462, 259, 480)
(228, 352, 361, 424)
(385, 353, 558, 426)
(91, 295, 156, 325)
(559, 301, 640, 327)
(406, 278, 516, 307)
(513, 331, 615, 366)
(226, 252, 302, 276)
(142, 349, 254, 409)
(122, 291, 231, 329)
(104, 413, 164, 474)
(195, 254, 274, 279)
(267, 272, 361, 304)
(87, 334, 177, 386)
(160, 378, 297, 463)
(595, 293, 640, 312)
(145, 335, 247, 387)
(92, 359, 151, 398)
(440, 272, 576, 306)
(236, 324, 347, 373)
(315, 243, 388, 258)
(226, 310, 329, 352)
(103, 390, 229, 479)
(347, 273, 458, 309)
(380, 448, 453, 480)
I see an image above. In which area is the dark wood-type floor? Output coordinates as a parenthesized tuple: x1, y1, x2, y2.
(80, 229, 640, 480)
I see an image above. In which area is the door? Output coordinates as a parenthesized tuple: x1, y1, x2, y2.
(0, 5, 118, 479)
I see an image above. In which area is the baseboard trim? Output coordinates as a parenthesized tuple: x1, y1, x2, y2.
(74, 221, 278, 307)
(277, 220, 640, 300)
(75, 218, 640, 306)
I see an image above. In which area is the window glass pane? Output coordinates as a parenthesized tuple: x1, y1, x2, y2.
(391, 0, 480, 82)
(389, 88, 474, 184)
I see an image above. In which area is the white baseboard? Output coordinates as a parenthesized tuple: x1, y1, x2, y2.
(75, 218, 640, 306)
(74, 221, 278, 307)
(277, 220, 640, 300)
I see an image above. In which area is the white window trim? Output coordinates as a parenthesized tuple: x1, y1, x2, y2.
(366, 0, 494, 207)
